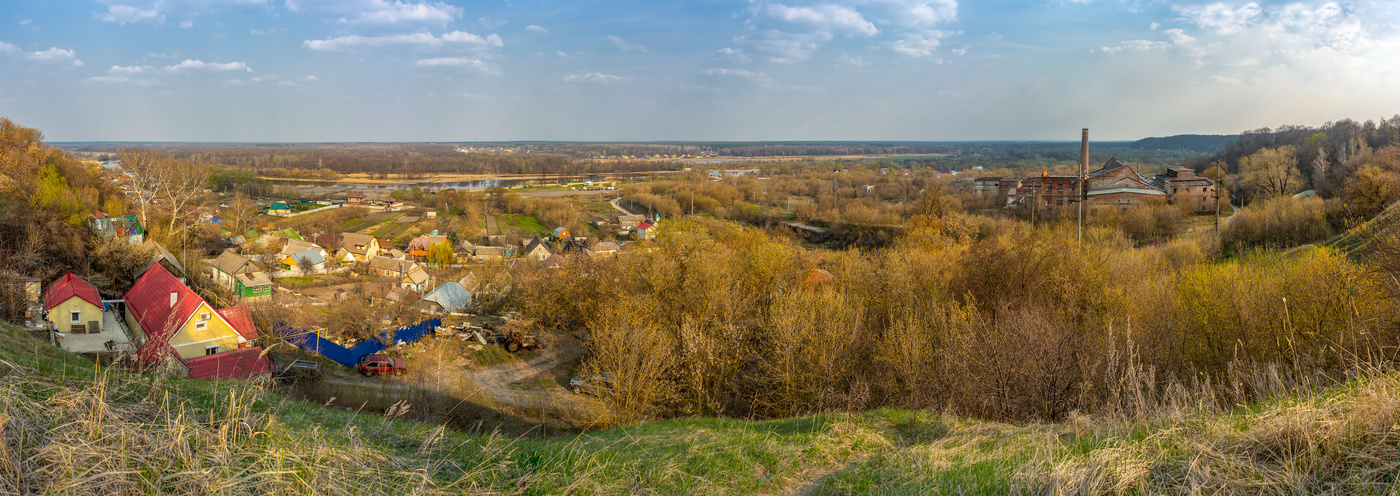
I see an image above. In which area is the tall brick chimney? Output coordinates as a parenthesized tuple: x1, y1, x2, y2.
(1080, 128, 1089, 179)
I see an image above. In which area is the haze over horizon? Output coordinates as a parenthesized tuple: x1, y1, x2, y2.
(3, 0, 1399, 142)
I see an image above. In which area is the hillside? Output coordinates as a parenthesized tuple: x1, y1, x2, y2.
(1129, 134, 1237, 154)
(4, 320, 1398, 494)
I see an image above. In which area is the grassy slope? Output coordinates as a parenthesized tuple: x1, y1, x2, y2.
(1327, 200, 1400, 256)
(4, 320, 1399, 494)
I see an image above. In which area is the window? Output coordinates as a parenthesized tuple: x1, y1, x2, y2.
(70, 311, 81, 323)
(205, 345, 218, 356)
(196, 321, 207, 331)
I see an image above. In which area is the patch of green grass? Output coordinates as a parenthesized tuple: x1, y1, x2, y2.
(502, 214, 548, 235)
(508, 376, 556, 391)
(470, 345, 516, 366)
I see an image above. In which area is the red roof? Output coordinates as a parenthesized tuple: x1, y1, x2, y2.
(216, 305, 259, 341)
(126, 264, 208, 365)
(636, 221, 653, 230)
(45, 271, 103, 311)
(183, 346, 269, 380)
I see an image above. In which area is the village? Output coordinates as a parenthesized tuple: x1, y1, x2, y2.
(22, 165, 667, 425)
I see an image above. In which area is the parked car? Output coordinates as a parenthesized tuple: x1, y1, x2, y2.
(273, 359, 324, 384)
(357, 354, 407, 377)
(569, 373, 616, 395)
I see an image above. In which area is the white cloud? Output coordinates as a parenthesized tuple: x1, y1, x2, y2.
(304, 31, 503, 50)
(766, 4, 878, 36)
(718, 46, 751, 63)
(563, 72, 624, 83)
(1094, 39, 1171, 53)
(83, 75, 160, 86)
(525, 25, 549, 34)
(416, 57, 496, 73)
(1175, 2, 1262, 35)
(1164, 28, 1195, 44)
(98, 4, 164, 24)
(304, 75, 317, 81)
(179, 20, 194, 28)
(166, 59, 251, 72)
(1, 43, 84, 66)
(733, 30, 832, 63)
(557, 50, 568, 58)
(607, 35, 647, 52)
(703, 68, 767, 78)
(342, 0, 463, 25)
(891, 30, 951, 57)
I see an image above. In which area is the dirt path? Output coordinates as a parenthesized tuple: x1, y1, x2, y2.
(609, 197, 634, 216)
(465, 332, 584, 408)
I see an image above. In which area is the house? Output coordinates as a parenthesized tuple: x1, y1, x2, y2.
(635, 221, 656, 240)
(972, 177, 1003, 197)
(208, 251, 273, 299)
(590, 241, 621, 258)
(1153, 166, 1217, 214)
(88, 212, 144, 244)
(280, 239, 325, 258)
(385, 248, 408, 260)
(126, 264, 265, 376)
(521, 236, 551, 262)
(140, 240, 188, 282)
(552, 227, 572, 241)
(540, 254, 567, 269)
(369, 257, 430, 293)
(419, 282, 472, 313)
(262, 202, 291, 216)
(1085, 158, 1167, 209)
(617, 214, 645, 229)
(407, 235, 448, 262)
(473, 245, 512, 262)
(281, 249, 327, 275)
(44, 271, 132, 354)
(340, 232, 380, 262)
(348, 191, 367, 204)
(270, 228, 304, 241)
(454, 244, 475, 264)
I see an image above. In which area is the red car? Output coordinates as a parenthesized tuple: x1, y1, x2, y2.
(357, 354, 407, 377)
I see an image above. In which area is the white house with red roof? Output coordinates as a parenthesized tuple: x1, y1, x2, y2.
(124, 264, 267, 379)
(45, 270, 132, 354)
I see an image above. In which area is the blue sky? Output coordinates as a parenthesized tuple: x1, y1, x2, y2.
(2, 0, 1399, 141)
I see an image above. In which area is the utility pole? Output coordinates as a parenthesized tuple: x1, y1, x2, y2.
(1078, 128, 1088, 246)
(1214, 161, 1222, 237)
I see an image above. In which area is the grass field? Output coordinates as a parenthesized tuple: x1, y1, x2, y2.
(501, 214, 548, 236)
(5, 319, 1398, 494)
(338, 211, 398, 232)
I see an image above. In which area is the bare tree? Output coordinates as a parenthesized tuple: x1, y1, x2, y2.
(1240, 145, 1305, 200)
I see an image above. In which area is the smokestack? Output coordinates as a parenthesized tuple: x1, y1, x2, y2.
(1080, 128, 1089, 177)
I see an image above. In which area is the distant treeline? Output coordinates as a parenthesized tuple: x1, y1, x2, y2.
(61, 144, 684, 176)
(1185, 116, 1400, 175)
(1129, 134, 1237, 154)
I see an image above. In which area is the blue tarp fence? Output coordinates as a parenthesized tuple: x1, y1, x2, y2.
(279, 318, 442, 367)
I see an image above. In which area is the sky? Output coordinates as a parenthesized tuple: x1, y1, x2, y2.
(2, 0, 1399, 142)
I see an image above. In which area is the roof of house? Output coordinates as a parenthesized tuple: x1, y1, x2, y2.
(211, 251, 260, 276)
(349, 191, 366, 198)
(618, 214, 645, 222)
(540, 254, 567, 268)
(45, 271, 102, 311)
(281, 239, 320, 255)
(369, 256, 419, 274)
(408, 235, 447, 251)
(271, 229, 303, 241)
(636, 221, 653, 230)
(590, 241, 621, 252)
(216, 305, 259, 341)
(267, 202, 290, 210)
(386, 248, 407, 259)
(421, 282, 472, 312)
(226, 235, 247, 245)
(341, 232, 377, 255)
(1086, 187, 1167, 197)
(141, 240, 186, 277)
(523, 236, 548, 255)
(404, 269, 429, 285)
(235, 271, 272, 288)
(183, 346, 269, 380)
(126, 264, 209, 364)
(287, 249, 326, 266)
(552, 227, 571, 238)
